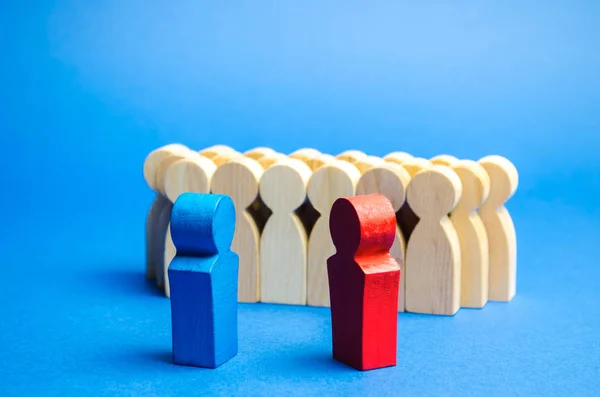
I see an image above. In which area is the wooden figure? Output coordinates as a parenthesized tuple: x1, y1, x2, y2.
(405, 166, 462, 316)
(383, 151, 413, 166)
(336, 150, 367, 163)
(352, 156, 385, 174)
(143, 144, 190, 280)
(143, 144, 190, 193)
(244, 147, 276, 160)
(155, 199, 174, 290)
(212, 151, 243, 167)
(356, 163, 410, 312)
(289, 149, 332, 171)
(289, 148, 321, 162)
(327, 194, 400, 371)
(259, 159, 312, 305)
(164, 224, 176, 296)
(306, 160, 361, 307)
(163, 155, 217, 204)
(396, 157, 432, 242)
(430, 154, 459, 166)
(258, 152, 287, 169)
(162, 155, 217, 297)
(450, 160, 491, 308)
(199, 144, 237, 159)
(153, 150, 193, 289)
(478, 155, 519, 302)
(306, 154, 335, 171)
(168, 193, 238, 369)
(211, 157, 264, 302)
(145, 195, 170, 280)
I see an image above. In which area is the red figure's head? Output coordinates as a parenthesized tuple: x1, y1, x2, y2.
(329, 193, 396, 257)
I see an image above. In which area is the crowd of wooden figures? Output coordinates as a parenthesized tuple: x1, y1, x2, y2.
(144, 144, 518, 316)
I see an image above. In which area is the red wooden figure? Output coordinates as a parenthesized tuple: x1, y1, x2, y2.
(327, 193, 401, 371)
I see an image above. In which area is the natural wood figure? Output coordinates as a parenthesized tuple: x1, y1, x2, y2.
(155, 197, 174, 290)
(169, 193, 238, 369)
(383, 151, 413, 166)
(145, 195, 170, 280)
(199, 144, 237, 159)
(211, 157, 264, 302)
(352, 156, 385, 174)
(163, 155, 217, 204)
(430, 154, 459, 166)
(152, 148, 194, 289)
(289, 148, 332, 171)
(258, 152, 287, 169)
(143, 144, 190, 280)
(405, 166, 463, 316)
(478, 155, 519, 302)
(327, 194, 400, 371)
(307, 154, 335, 171)
(336, 150, 367, 163)
(164, 224, 176, 293)
(143, 144, 190, 193)
(306, 160, 361, 307)
(259, 159, 313, 305)
(356, 163, 411, 312)
(212, 151, 242, 167)
(396, 157, 432, 242)
(289, 148, 321, 162)
(162, 155, 217, 297)
(244, 147, 276, 160)
(449, 160, 491, 308)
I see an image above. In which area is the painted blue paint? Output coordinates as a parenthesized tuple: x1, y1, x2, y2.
(170, 193, 236, 256)
(168, 193, 239, 368)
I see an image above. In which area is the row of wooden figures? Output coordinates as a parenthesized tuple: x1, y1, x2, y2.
(144, 144, 518, 316)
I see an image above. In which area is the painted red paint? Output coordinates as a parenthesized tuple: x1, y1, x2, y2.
(327, 193, 401, 371)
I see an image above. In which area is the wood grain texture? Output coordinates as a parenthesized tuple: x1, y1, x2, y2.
(143, 144, 190, 192)
(199, 145, 237, 159)
(155, 200, 174, 289)
(155, 150, 193, 198)
(405, 166, 462, 316)
(356, 163, 410, 312)
(212, 151, 243, 167)
(352, 156, 385, 174)
(289, 148, 321, 161)
(383, 151, 413, 166)
(258, 152, 287, 169)
(336, 150, 367, 163)
(306, 153, 335, 171)
(306, 160, 361, 307)
(289, 149, 332, 171)
(478, 155, 519, 302)
(327, 194, 400, 371)
(168, 193, 238, 369)
(145, 195, 171, 280)
(430, 154, 459, 166)
(259, 159, 312, 305)
(397, 158, 432, 242)
(211, 157, 264, 303)
(244, 147, 275, 160)
(450, 160, 491, 308)
(164, 223, 176, 298)
(163, 155, 217, 203)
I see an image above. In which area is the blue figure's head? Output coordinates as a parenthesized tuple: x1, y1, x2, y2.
(170, 193, 236, 256)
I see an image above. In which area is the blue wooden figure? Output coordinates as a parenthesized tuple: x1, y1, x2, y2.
(168, 192, 239, 369)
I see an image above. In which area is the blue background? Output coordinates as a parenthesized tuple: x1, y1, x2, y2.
(2, 1, 599, 395)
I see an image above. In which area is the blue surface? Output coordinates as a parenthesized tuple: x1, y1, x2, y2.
(2, 0, 600, 395)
